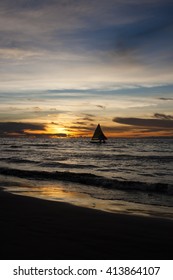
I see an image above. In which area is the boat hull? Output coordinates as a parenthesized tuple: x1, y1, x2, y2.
(90, 140, 106, 144)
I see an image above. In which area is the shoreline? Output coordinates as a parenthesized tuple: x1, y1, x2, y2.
(6, 187, 173, 221)
(0, 188, 173, 260)
(1, 172, 173, 220)
(1, 174, 173, 220)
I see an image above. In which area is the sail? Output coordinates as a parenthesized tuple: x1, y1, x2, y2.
(91, 124, 107, 141)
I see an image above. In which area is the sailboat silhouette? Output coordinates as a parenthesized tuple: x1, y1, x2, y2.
(91, 124, 107, 144)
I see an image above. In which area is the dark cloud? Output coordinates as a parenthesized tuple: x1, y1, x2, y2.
(82, 114, 95, 122)
(0, 122, 46, 136)
(158, 97, 173, 101)
(113, 117, 173, 128)
(73, 121, 87, 125)
(154, 113, 173, 120)
(69, 125, 90, 131)
(68, 121, 97, 134)
(83, 115, 95, 119)
(96, 105, 105, 109)
(51, 122, 59, 125)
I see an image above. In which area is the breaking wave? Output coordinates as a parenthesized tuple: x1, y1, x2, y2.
(0, 167, 172, 195)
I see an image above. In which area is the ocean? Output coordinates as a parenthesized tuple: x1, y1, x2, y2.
(0, 137, 173, 219)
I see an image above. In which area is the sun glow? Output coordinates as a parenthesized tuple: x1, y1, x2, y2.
(46, 123, 70, 137)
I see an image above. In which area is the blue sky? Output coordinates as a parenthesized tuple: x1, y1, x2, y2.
(0, 0, 173, 137)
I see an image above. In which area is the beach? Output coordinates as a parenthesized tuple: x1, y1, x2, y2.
(0, 188, 173, 260)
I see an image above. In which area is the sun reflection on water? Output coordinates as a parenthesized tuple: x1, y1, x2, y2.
(5, 182, 173, 220)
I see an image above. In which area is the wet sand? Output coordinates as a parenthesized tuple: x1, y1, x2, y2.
(0, 189, 173, 260)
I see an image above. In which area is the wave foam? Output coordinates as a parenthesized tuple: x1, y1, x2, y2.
(0, 167, 172, 195)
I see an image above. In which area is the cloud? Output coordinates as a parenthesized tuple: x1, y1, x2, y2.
(73, 121, 87, 125)
(96, 105, 105, 109)
(154, 113, 173, 120)
(0, 122, 46, 136)
(158, 97, 173, 101)
(81, 114, 95, 122)
(112, 114, 173, 136)
(0, 121, 69, 137)
(51, 121, 59, 125)
(113, 117, 173, 128)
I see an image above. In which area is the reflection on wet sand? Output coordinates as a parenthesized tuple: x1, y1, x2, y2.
(6, 182, 173, 220)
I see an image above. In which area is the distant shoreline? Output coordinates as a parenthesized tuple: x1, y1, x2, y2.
(0, 136, 173, 139)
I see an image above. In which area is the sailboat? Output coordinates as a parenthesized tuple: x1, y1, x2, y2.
(90, 124, 107, 143)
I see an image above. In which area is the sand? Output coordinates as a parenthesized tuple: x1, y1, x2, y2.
(0, 189, 173, 260)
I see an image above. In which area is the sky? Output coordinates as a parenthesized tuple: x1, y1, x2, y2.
(0, 0, 173, 137)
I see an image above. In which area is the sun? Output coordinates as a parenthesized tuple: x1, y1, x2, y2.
(46, 123, 70, 137)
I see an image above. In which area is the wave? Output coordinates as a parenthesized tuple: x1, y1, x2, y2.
(39, 162, 96, 169)
(0, 157, 39, 164)
(69, 153, 173, 162)
(0, 167, 172, 195)
(112, 155, 173, 163)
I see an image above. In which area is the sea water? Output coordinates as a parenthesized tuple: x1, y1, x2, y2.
(0, 137, 173, 218)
